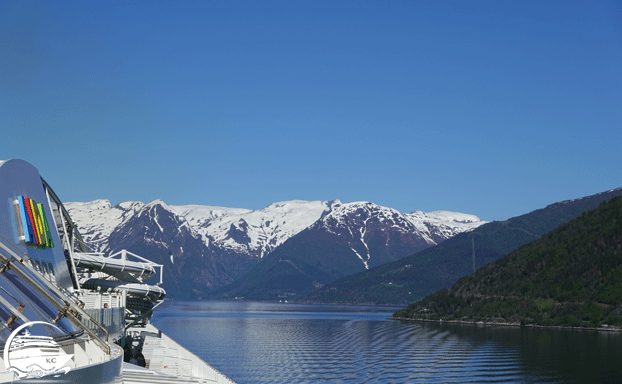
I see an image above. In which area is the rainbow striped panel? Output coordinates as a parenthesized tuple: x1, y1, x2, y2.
(17, 196, 54, 248)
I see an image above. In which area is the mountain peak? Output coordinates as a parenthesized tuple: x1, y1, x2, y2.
(145, 199, 168, 208)
(115, 201, 144, 210)
(72, 199, 112, 210)
(426, 210, 483, 224)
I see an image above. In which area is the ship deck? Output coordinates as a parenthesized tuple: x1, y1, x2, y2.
(123, 324, 235, 384)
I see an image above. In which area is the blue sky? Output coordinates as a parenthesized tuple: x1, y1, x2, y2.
(1, 0, 620, 221)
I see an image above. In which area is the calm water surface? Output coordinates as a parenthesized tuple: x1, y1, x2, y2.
(151, 300, 622, 383)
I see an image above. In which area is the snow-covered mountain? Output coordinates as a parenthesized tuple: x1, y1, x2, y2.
(318, 201, 483, 269)
(65, 199, 486, 298)
(66, 199, 145, 251)
(168, 200, 339, 258)
(211, 201, 486, 301)
(66, 199, 484, 258)
(66, 199, 338, 255)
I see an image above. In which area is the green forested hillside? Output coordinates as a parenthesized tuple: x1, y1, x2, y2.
(302, 188, 622, 305)
(394, 196, 622, 328)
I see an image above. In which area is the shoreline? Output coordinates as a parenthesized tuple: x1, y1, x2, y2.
(185, 297, 408, 308)
(391, 316, 622, 332)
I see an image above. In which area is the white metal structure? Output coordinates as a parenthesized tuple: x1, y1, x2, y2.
(0, 159, 236, 384)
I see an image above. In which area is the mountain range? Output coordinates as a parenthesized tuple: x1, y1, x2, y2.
(302, 187, 622, 306)
(65, 199, 485, 298)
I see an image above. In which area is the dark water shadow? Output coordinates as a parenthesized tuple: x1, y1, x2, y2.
(412, 321, 622, 384)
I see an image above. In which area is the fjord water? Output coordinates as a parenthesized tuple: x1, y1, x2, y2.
(151, 301, 622, 383)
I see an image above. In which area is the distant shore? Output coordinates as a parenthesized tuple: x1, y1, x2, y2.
(391, 316, 622, 332)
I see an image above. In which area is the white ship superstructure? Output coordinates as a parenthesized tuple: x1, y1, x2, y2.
(0, 159, 235, 383)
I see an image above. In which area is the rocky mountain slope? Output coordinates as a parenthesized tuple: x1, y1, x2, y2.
(302, 187, 622, 306)
(66, 199, 336, 256)
(208, 201, 484, 301)
(65, 199, 485, 298)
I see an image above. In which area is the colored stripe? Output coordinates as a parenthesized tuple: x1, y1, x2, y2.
(39, 204, 54, 248)
(32, 199, 42, 245)
(36, 205, 45, 246)
(37, 204, 47, 246)
(25, 198, 38, 244)
(36, 204, 44, 245)
(21, 197, 32, 243)
(17, 196, 33, 243)
(29, 199, 42, 245)
(34, 202, 44, 245)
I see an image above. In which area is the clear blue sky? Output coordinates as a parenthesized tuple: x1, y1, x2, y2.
(1, 0, 620, 221)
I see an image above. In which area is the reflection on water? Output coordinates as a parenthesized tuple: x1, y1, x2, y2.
(151, 301, 622, 384)
(447, 324, 622, 383)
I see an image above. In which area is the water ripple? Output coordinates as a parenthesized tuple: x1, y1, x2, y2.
(151, 302, 622, 384)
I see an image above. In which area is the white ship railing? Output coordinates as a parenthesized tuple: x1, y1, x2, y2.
(131, 324, 236, 384)
(77, 291, 126, 342)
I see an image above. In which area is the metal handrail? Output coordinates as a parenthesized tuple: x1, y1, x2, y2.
(0, 238, 111, 355)
(41, 177, 89, 253)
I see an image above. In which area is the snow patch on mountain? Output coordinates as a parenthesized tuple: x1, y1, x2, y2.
(170, 200, 337, 257)
(65, 198, 486, 263)
(404, 210, 485, 242)
(65, 199, 144, 251)
(66, 199, 339, 257)
(317, 201, 486, 257)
